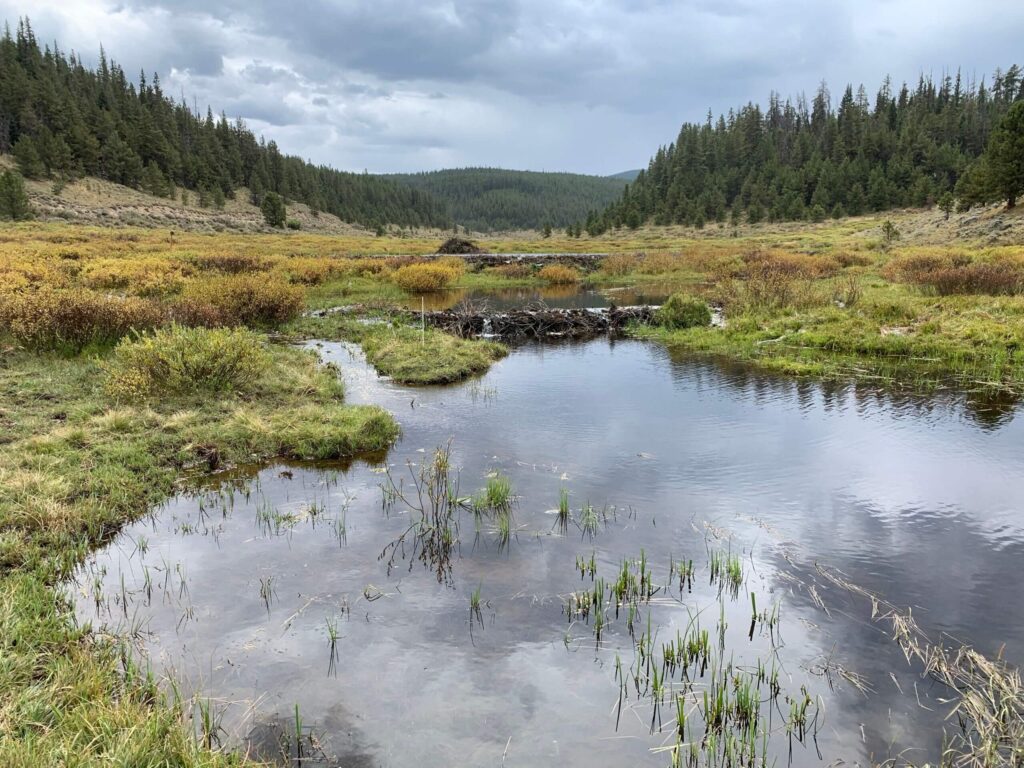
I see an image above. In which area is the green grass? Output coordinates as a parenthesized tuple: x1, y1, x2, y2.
(359, 326, 506, 385)
(632, 286, 1024, 395)
(291, 314, 508, 385)
(305, 275, 407, 310)
(473, 473, 513, 513)
(0, 342, 397, 766)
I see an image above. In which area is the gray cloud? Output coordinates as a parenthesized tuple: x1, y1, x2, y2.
(7, 1, 1024, 173)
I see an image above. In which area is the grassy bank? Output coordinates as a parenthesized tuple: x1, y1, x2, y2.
(627, 249, 1024, 395)
(635, 290, 1024, 393)
(0, 343, 397, 765)
(289, 313, 508, 385)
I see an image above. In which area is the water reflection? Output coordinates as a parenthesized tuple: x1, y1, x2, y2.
(661, 343, 1023, 430)
(73, 338, 1024, 767)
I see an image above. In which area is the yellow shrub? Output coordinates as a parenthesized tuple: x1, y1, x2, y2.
(434, 256, 467, 277)
(392, 263, 458, 292)
(82, 257, 191, 296)
(181, 275, 305, 327)
(0, 258, 71, 290)
(538, 264, 581, 284)
(0, 288, 163, 351)
(275, 257, 338, 285)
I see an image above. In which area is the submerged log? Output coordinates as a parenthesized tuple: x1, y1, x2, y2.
(421, 303, 657, 339)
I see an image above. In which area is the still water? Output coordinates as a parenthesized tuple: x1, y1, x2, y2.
(73, 335, 1024, 767)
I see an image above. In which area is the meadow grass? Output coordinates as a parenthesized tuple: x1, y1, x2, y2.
(2, 211, 1022, 765)
(0, 342, 397, 766)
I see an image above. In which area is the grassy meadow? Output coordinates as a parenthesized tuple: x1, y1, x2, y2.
(2, 207, 1024, 764)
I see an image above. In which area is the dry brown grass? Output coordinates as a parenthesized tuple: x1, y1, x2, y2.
(486, 263, 534, 279)
(738, 249, 841, 279)
(713, 250, 839, 311)
(635, 252, 681, 274)
(188, 253, 272, 274)
(816, 565, 1023, 768)
(599, 252, 642, 276)
(833, 250, 875, 268)
(885, 250, 1024, 296)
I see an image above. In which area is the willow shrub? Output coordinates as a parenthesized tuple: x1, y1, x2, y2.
(392, 263, 460, 292)
(655, 294, 712, 329)
(181, 274, 304, 327)
(105, 325, 269, 398)
(538, 264, 581, 284)
(0, 287, 163, 351)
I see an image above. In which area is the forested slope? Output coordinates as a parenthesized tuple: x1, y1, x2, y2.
(0, 19, 450, 228)
(387, 167, 627, 231)
(596, 66, 1024, 231)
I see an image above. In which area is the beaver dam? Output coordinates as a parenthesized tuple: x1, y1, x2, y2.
(73, 292, 1024, 767)
(423, 303, 656, 338)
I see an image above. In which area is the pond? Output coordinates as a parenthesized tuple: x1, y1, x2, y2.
(72, 335, 1024, 766)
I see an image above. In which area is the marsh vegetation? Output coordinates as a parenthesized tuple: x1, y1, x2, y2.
(2, 214, 1023, 767)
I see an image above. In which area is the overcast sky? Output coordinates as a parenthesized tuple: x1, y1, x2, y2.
(8, 1, 1024, 175)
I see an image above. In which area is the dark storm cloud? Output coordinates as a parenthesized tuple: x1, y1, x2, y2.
(6, 1, 1024, 173)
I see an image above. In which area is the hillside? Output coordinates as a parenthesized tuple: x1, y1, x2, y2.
(0, 19, 449, 229)
(596, 65, 1023, 231)
(386, 167, 627, 231)
(607, 169, 642, 181)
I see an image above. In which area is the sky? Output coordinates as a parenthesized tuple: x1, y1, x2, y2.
(8, 1, 1024, 175)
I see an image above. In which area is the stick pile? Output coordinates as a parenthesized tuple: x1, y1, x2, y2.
(422, 302, 656, 339)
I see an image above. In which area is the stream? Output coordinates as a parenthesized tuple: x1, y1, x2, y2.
(72, 294, 1024, 767)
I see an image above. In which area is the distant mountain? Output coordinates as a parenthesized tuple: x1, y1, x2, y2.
(385, 167, 628, 232)
(607, 169, 642, 181)
(1, 18, 450, 229)
(595, 65, 1023, 231)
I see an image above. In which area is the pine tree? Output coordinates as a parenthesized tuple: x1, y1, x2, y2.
(0, 170, 32, 220)
(596, 65, 1022, 230)
(13, 135, 45, 178)
(142, 161, 169, 197)
(261, 191, 286, 227)
(938, 191, 955, 220)
(983, 100, 1024, 208)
